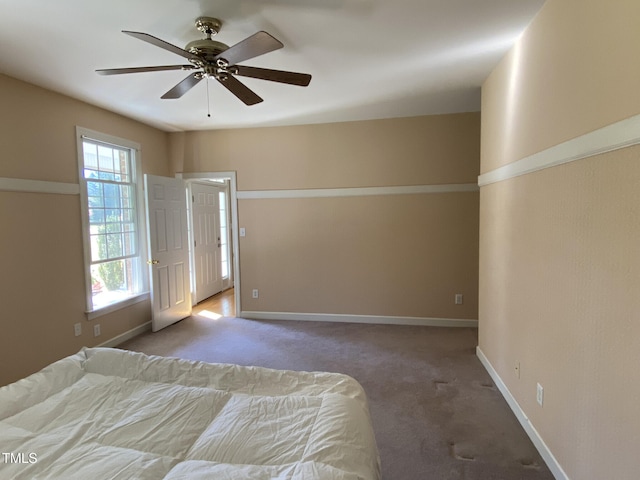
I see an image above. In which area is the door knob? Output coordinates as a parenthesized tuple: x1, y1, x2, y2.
(147, 259, 159, 265)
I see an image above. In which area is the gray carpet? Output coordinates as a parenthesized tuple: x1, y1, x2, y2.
(120, 315, 554, 480)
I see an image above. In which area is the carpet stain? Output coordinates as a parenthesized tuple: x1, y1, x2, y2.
(520, 459, 542, 470)
(434, 380, 451, 388)
(449, 441, 476, 462)
(468, 379, 496, 390)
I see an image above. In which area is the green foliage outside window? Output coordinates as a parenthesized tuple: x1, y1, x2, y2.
(95, 214, 126, 291)
(98, 258, 125, 291)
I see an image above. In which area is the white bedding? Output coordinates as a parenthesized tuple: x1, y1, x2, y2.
(0, 348, 380, 479)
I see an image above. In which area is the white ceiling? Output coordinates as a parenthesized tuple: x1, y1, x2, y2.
(0, 0, 545, 132)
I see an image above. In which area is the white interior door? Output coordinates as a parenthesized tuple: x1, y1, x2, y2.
(145, 174, 191, 331)
(192, 182, 223, 303)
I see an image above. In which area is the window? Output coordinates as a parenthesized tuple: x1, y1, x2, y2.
(77, 128, 147, 315)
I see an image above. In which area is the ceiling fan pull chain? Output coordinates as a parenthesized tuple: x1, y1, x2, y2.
(206, 78, 211, 118)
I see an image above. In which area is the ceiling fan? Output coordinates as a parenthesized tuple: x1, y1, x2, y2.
(96, 17, 311, 106)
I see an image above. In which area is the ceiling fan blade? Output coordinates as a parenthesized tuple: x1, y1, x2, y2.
(96, 65, 195, 75)
(123, 31, 199, 61)
(161, 73, 203, 99)
(216, 74, 263, 105)
(215, 31, 283, 66)
(234, 65, 311, 86)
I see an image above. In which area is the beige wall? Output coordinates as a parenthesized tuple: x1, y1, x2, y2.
(172, 113, 480, 319)
(479, 1, 640, 479)
(0, 74, 170, 386)
(239, 193, 478, 318)
(481, 0, 640, 173)
(173, 113, 480, 190)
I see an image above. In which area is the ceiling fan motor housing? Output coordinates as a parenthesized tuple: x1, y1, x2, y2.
(186, 39, 229, 61)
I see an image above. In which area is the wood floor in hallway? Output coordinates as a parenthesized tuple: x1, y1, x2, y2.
(193, 287, 235, 318)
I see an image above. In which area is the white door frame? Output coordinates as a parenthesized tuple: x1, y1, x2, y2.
(177, 172, 241, 317)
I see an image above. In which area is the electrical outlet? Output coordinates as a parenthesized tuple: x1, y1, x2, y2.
(536, 383, 544, 406)
(252, 289, 259, 299)
(74, 323, 82, 337)
(94, 324, 101, 337)
(515, 361, 520, 379)
(455, 294, 463, 305)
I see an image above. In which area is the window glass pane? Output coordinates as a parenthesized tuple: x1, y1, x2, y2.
(87, 181, 103, 197)
(104, 208, 120, 221)
(98, 146, 114, 172)
(89, 208, 105, 224)
(106, 222, 122, 234)
(83, 142, 98, 169)
(116, 150, 130, 179)
(88, 195, 103, 208)
(104, 196, 120, 208)
(90, 234, 108, 261)
(106, 234, 123, 258)
(122, 186, 134, 205)
(103, 183, 119, 197)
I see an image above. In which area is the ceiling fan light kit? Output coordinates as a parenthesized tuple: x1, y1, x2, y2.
(96, 16, 311, 108)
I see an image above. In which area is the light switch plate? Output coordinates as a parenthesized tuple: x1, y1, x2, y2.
(536, 383, 544, 406)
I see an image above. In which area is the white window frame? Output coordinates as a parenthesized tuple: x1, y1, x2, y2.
(76, 127, 149, 319)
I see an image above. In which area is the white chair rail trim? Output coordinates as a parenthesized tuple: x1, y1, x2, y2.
(0, 177, 80, 195)
(478, 113, 640, 187)
(237, 183, 478, 200)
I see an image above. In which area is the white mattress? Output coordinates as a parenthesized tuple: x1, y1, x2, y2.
(0, 348, 380, 479)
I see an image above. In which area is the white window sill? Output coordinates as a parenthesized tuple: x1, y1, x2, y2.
(86, 292, 150, 320)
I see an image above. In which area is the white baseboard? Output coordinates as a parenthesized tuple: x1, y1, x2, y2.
(476, 346, 569, 480)
(241, 311, 478, 327)
(96, 321, 151, 348)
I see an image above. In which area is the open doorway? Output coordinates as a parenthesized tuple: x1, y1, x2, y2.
(177, 172, 241, 317)
(190, 180, 229, 302)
